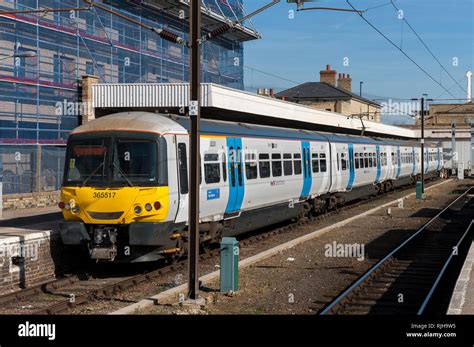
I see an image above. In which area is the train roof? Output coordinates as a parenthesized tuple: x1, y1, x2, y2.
(70, 112, 187, 135)
(70, 112, 432, 148)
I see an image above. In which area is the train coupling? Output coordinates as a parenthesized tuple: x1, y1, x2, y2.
(89, 226, 118, 261)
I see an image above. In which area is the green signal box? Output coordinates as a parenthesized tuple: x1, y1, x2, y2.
(416, 181, 423, 200)
(220, 237, 239, 293)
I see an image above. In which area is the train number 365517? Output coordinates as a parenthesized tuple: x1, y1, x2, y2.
(92, 192, 116, 199)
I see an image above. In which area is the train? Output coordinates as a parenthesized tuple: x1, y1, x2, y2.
(58, 111, 444, 262)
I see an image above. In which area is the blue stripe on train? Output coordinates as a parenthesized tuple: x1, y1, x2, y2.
(396, 146, 401, 178)
(347, 144, 355, 190)
(375, 144, 381, 183)
(300, 141, 312, 198)
(225, 137, 245, 213)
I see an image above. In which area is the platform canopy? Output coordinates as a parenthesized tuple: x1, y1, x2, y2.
(92, 83, 417, 140)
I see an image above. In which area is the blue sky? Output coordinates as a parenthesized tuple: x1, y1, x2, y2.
(242, 0, 473, 101)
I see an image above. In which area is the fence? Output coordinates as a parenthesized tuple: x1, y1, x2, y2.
(0, 145, 65, 195)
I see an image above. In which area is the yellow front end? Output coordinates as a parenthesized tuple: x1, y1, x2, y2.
(60, 186, 169, 224)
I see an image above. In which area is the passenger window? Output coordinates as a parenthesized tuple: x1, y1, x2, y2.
(177, 143, 189, 194)
(312, 153, 319, 173)
(341, 153, 347, 171)
(271, 153, 282, 177)
(259, 153, 270, 178)
(245, 152, 258, 180)
(320, 153, 327, 172)
(204, 153, 220, 184)
(355, 153, 360, 169)
(283, 153, 293, 176)
(293, 153, 302, 175)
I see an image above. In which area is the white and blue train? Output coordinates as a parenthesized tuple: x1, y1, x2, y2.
(59, 112, 443, 262)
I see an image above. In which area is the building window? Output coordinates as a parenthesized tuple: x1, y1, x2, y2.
(15, 48, 37, 79)
(54, 55, 76, 85)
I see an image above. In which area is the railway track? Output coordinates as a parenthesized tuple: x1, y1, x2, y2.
(0, 178, 446, 314)
(320, 186, 474, 315)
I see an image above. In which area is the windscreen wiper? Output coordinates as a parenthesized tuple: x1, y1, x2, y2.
(81, 162, 104, 187)
(111, 161, 134, 187)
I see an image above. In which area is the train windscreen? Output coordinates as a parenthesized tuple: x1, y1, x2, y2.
(64, 137, 159, 187)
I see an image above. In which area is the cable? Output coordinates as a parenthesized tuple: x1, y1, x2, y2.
(389, 0, 467, 95)
(434, 76, 466, 99)
(345, 0, 457, 99)
(243, 65, 302, 85)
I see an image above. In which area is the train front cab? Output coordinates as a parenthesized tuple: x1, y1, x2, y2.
(58, 131, 183, 262)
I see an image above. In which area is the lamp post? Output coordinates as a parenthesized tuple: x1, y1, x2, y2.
(412, 96, 433, 193)
(360, 81, 363, 97)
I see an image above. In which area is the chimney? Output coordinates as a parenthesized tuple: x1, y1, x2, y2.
(320, 64, 337, 86)
(338, 73, 352, 92)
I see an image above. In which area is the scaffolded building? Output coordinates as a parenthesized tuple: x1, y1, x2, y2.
(0, 0, 259, 195)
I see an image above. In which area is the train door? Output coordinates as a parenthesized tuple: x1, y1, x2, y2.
(425, 148, 429, 174)
(300, 141, 312, 199)
(225, 137, 244, 215)
(375, 144, 381, 183)
(338, 144, 349, 190)
(174, 136, 189, 224)
(346, 144, 355, 190)
(437, 147, 441, 171)
(396, 146, 401, 178)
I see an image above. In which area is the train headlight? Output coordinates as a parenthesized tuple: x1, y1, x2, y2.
(72, 206, 80, 214)
(134, 205, 142, 215)
(58, 201, 65, 209)
(154, 201, 161, 210)
(64, 203, 71, 211)
(145, 203, 153, 212)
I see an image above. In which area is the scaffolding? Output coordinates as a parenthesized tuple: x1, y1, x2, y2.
(0, 0, 259, 194)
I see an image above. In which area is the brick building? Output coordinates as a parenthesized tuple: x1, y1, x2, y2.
(275, 65, 381, 122)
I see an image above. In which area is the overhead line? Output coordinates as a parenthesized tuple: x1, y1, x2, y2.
(389, 0, 467, 95)
(244, 65, 302, 85)
(345, 0, 457, 99)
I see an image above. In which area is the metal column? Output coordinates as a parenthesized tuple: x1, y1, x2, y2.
(187, 0, 201, 301)
(420, 97, 425, 192)
(471, 122, 474, 176)
(451, 121, 457, 175)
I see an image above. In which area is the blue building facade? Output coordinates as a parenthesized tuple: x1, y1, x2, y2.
(0, 0, 258, 195)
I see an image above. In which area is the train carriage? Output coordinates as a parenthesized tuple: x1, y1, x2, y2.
(59, 112, 443, 263)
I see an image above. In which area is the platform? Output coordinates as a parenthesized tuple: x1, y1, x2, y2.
(448, 239, 474, 314)
(0, 207, 63, 294)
